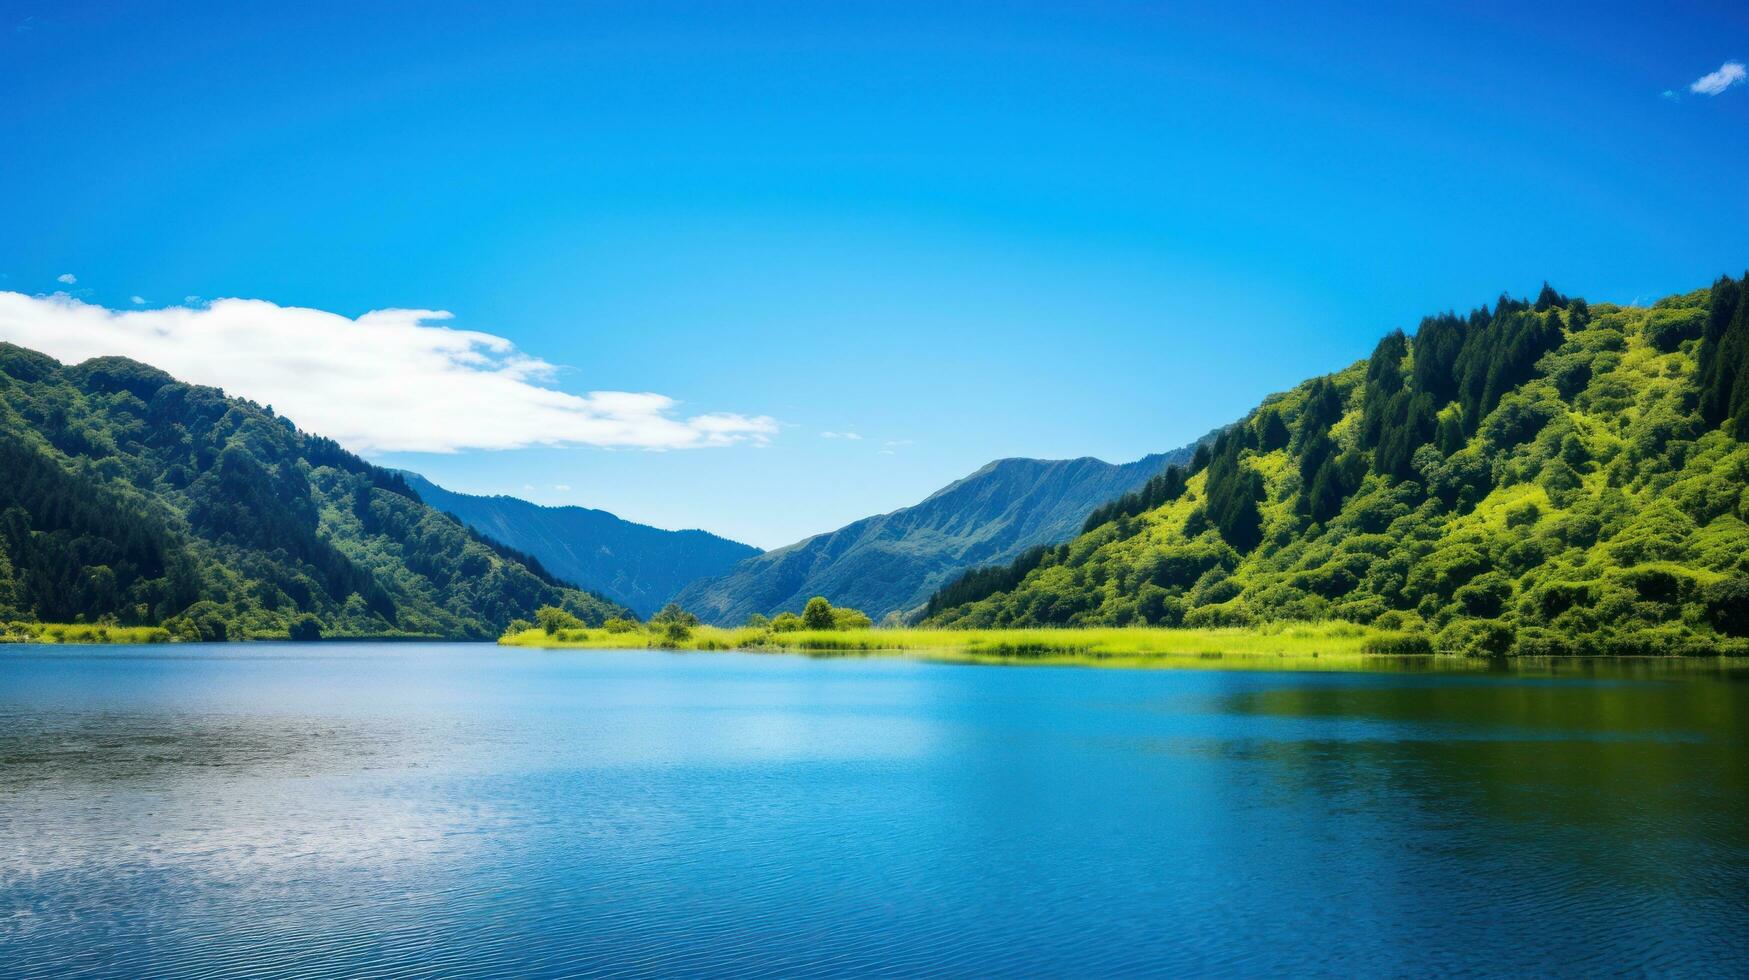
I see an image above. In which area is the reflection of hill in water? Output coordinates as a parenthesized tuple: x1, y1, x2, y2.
(1205, 670, 1749, 912)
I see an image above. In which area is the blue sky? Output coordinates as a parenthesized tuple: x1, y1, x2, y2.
(3, 1, 1747, 548)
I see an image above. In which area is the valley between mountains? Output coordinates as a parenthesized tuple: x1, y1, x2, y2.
(6, 276, 1749, 658)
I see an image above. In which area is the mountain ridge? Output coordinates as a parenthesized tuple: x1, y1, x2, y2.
(672, 445, 1202, 624)
(398, 473, 759, 617)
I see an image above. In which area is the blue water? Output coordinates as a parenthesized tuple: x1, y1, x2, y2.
(2, 644, 1746, 977)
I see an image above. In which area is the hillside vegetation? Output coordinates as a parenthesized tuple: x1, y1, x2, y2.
(0, 344, 627, 640)
(401, 472, 758, 617)
(925, 279, 1749, 656)
(673, 449, 1197, 625)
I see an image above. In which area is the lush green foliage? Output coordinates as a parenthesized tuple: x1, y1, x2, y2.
(648, 601, 701, 644)
(770, 596, 871, 631)
(925, 280, 1749, 656)
(0, 344, 629, 640)
(1699, 274, 1749, 436)
(922, 542, 1061, 618)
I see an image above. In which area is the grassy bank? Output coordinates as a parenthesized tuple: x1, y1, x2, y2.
(498, 622, 1464, 670)
(2, 622, 173, 644)
(0, 623, 455, 644)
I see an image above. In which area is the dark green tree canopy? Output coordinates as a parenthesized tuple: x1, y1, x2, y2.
(0, 343, 629, 640)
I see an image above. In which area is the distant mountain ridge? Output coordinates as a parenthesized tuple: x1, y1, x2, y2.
(399, 474, 759, 617)
(672, 447, 1201, 624)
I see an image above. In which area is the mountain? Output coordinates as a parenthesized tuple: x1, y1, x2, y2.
(672, 448, 1200, 625)
(924, 279, 1749, 656)
(0, 343, 629, 640)
(398, 473, 759, 617)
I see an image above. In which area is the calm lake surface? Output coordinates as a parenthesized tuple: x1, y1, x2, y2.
(2, 644, 1746, 977)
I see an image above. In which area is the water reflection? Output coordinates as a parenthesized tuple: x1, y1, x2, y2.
(1, 646, 1745, 977)
(1208, 670, 1749, 973)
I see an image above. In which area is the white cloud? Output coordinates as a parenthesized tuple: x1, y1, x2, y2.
(550, 484, 571, 491)
(56, 273, 76, 285)
(884, 438, 914, 447)
(820, 430, 863, 440)
(0, 292, 778, 454)
(130, 295, 147, 305)
(1690, 61, 1746, 96)
(878, 449, 895, 455)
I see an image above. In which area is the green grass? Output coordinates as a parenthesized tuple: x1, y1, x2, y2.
(2, 622, 173, 644)
(498, 622, 1470, 670)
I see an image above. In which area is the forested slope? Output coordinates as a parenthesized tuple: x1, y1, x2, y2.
(401, 473, 758, 617)
(0, 344, 627, 640)
(926, 280, 1749, 655)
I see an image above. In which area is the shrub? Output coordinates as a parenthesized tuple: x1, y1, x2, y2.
(1433, 618, 1515, 657)
(1137, 585, 1184, 626)
(1371, 610, 1425, 632)
(1453, 572, 1513, 618)
(1643, 306, 1705, 352)
(1183, 600, 1252, 628)
(831, 607, 873, 630)
(783, 597, 874, 631)
(1189, 569, 1243, 607)
(288, 614, 322, 641)
(1605, 624, 1712, 656)
(649, 603, 699, 628)
(801, 597, 835, 630)
(1363, 632, 1433, 655)
(536, 605, 584, 635)
(1501, 538, 1547, 575)
(1513, 627, 1580, 657)
(1142, 544, 1231, 590)
(1505, 501, 1542, 529)
(1333, 595, 1388, 624)
(1704, 577, 1749, 637)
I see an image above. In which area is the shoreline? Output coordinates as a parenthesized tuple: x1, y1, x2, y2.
(12, 623, 1746, 675)
(498, 624, 1749, 672)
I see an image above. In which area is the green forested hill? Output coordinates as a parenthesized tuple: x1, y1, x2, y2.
(0, 344, 628, 640)
(926, 279, 1749, 655)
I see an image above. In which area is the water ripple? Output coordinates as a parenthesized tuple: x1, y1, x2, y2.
(1, 645, 1745, 977)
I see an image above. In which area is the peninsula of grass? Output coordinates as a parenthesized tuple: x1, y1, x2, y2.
(497, 621, 1463, 670)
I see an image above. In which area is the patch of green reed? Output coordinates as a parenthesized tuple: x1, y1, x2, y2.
(4, 622, 173, 644)
(500, 622, 1460, 670)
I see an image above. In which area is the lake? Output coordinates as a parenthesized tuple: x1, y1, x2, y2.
(2, 644, 1746, 977)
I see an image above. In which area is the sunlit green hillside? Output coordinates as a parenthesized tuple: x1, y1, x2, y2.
(926, 280, 1749, 656)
